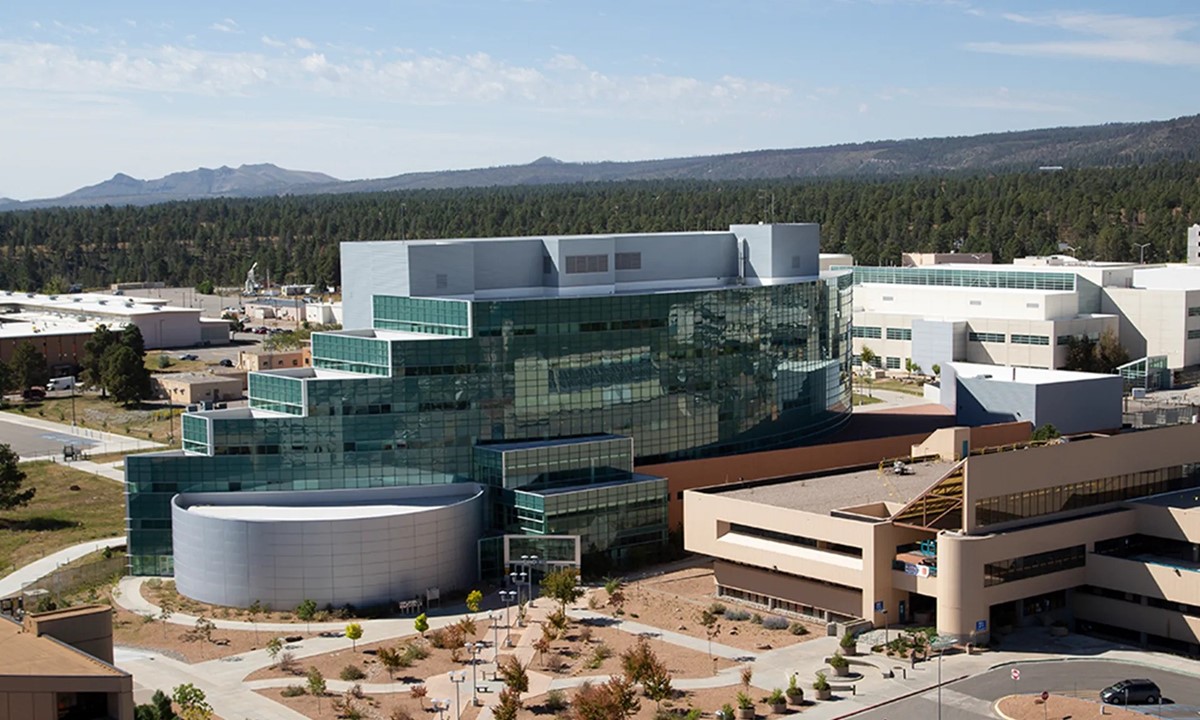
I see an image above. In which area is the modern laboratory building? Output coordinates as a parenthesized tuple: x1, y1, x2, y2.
(126, 223, 854, 598)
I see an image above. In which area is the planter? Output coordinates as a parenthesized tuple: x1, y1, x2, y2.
(831, 663, 850, 677)
(815, 688, 832, 701)
(786, 692, 804, 705)
(840, 644, 858, 656)
(770, 701, 788, 714)
(736, 707, 755, 719)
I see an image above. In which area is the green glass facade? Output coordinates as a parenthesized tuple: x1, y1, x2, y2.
(129, 275, 853, 575)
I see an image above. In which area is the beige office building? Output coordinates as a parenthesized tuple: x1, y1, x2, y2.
(685, 424, 1200, 654)
(0, 606, 134, 720)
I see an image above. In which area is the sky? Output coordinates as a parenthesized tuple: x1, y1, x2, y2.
(2, 1, 1199, 200)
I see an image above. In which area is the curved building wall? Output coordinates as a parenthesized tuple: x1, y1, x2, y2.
(171, 484, 483, 609)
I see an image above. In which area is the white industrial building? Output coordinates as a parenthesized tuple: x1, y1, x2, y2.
(849, 233, 1200, 376)
(936, 361, 1124, 435)
(0, 290, 231, 349)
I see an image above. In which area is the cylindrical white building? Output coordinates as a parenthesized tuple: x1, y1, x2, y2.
(171, 483, 484, 609)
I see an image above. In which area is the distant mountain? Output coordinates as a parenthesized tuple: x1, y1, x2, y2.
(9, 164, 340, 209)
(9, 114, 1200, 210)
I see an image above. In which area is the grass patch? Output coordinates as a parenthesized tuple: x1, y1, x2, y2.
(852, 393, 884, 406)
(860, 379, 926, 396)
(5, 394, 182, 445)
(0, 461, 126, 572)
(146, 355, 210, 374)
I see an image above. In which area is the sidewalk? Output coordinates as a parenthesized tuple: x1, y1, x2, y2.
(0, 536, 126, 598)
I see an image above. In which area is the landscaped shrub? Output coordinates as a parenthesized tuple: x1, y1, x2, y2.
(708, 602, 727, 615)
(724, 609, 751, 621)
(750, 613, 763, 625)
(762, 616, 789, 630)
(586, 643, 612, 668)
(339, 664, 366, 681)
(546, 689, 568, 711)
(789, 622, 809, 636)
(281, 685, 306, 697)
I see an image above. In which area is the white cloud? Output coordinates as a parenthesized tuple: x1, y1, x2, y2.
(965, 12, 1200, 66)
(261, 35, 286, 48)
(0, 39, 791, 111)
(292, 37, 315, 50)
(210, 18, 241, 34)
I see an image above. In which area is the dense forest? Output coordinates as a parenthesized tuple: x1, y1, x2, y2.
(0, 162, 1196, 292)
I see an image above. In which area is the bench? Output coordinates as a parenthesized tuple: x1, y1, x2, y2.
(830, 684, 857, 696)
(476, 685, 492, 694)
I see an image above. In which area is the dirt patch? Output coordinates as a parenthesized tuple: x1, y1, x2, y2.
(519, 685, 799, 719)
(527, 620, 736, 679)
(257, 685, 483, 720)
(245, 621, 495, 685)
(590, 564, 823, 652)
(141, 579, 393, 625)
(996, 694, 1143, 720)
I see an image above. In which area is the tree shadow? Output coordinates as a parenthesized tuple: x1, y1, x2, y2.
(0, 517, 80, 532)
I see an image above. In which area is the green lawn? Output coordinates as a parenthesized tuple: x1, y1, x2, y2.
(0, 462, 126, 573)
(859, 378, 927, 396)
(852, 393, 884, 406)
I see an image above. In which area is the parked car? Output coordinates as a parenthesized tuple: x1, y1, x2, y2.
(22, 387, 46, 401)
(178, 353, 199, 361)
(1101, 679, 1161, 705)
(218, 358, 234, 367)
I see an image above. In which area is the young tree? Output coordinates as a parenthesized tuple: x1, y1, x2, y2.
(642, 660, 674, 711)
(0, 444, 35, 510)
(247, 600, 262, 643)
(10, 341, 49, 390)
(466, 589, 483, 613)
(345, 622, 363, 651)
(377, 646, 402, 680)
(492, 687, 523, 720)
(859, 345, 878, 369)
(533, 629, 553, 667)
(195, 280, 215, 295)
(266, 637, 284, 667)
(604, 576, 626, 614)
(540, 567, 584, 612)
(1095, 328, 1130, 373)
(171, 683, 213, 720)
(295, 599, 318, 632)
(498, 656, 529, 696)
(157, 600, 174, 638)
(414, 612, 429, 637)
(101, 344, 151, 405)
(619, 637, 659, 685)
(571, 676, 640, 720)
(698, 609, 721, 663)
(306, 667, 327, 713)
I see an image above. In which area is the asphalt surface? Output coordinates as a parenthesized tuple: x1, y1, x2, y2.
(853, 660, 1200, 719)
(0, 418, 99, 458)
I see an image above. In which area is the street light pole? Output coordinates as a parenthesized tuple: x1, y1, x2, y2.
(467, 642, 484, 706)
(489, 612, 500, 662)
(449, 671, 465, 720)
(499, 590, 516, 646)
(1135, 242, 1152, 265)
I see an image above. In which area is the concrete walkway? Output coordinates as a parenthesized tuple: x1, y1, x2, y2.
(853, 388, 930, 411)
(0, 536, 126, 598)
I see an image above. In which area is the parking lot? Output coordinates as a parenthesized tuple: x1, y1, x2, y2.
(855, 660, 1200, 720)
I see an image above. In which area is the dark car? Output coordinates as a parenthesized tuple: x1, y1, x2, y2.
(21, 387, 46, 401)
(218, 359, 234, 368)
(1101, 679, 1161, 705)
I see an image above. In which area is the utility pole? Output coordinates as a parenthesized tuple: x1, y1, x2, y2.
(1134, 242, 1152, 265)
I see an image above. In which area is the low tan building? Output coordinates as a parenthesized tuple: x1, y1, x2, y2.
(238, 347, 311, 372)
(0, 606, 134, 720)
(685, 423, 1200, 655)
(155, 372, 243, 405)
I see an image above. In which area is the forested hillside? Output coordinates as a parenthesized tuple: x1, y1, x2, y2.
(1, 162, 1196, 292)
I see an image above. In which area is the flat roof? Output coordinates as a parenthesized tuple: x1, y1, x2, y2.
(187, 498, 453, 521)
(948, 361, 1118, 385)
(711, 459, 956, 515)
(158, 372, 242, 384)
(0, 290, 200, 317)
(1133, 488, 1200, 510)
(529, 473, 664, 496)
(0, 618, 125, 678)
(177, 484, 482, 522)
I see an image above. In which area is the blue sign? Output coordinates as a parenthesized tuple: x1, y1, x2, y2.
(874, 600, 884, 612)
(975, 620, 988, 632)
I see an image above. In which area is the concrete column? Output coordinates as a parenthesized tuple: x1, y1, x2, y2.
(935, 531, 990, 644)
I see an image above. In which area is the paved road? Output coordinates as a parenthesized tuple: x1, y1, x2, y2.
(852, 660, 1200, 720)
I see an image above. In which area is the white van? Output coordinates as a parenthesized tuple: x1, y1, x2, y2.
(47, 376, 76, 392)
